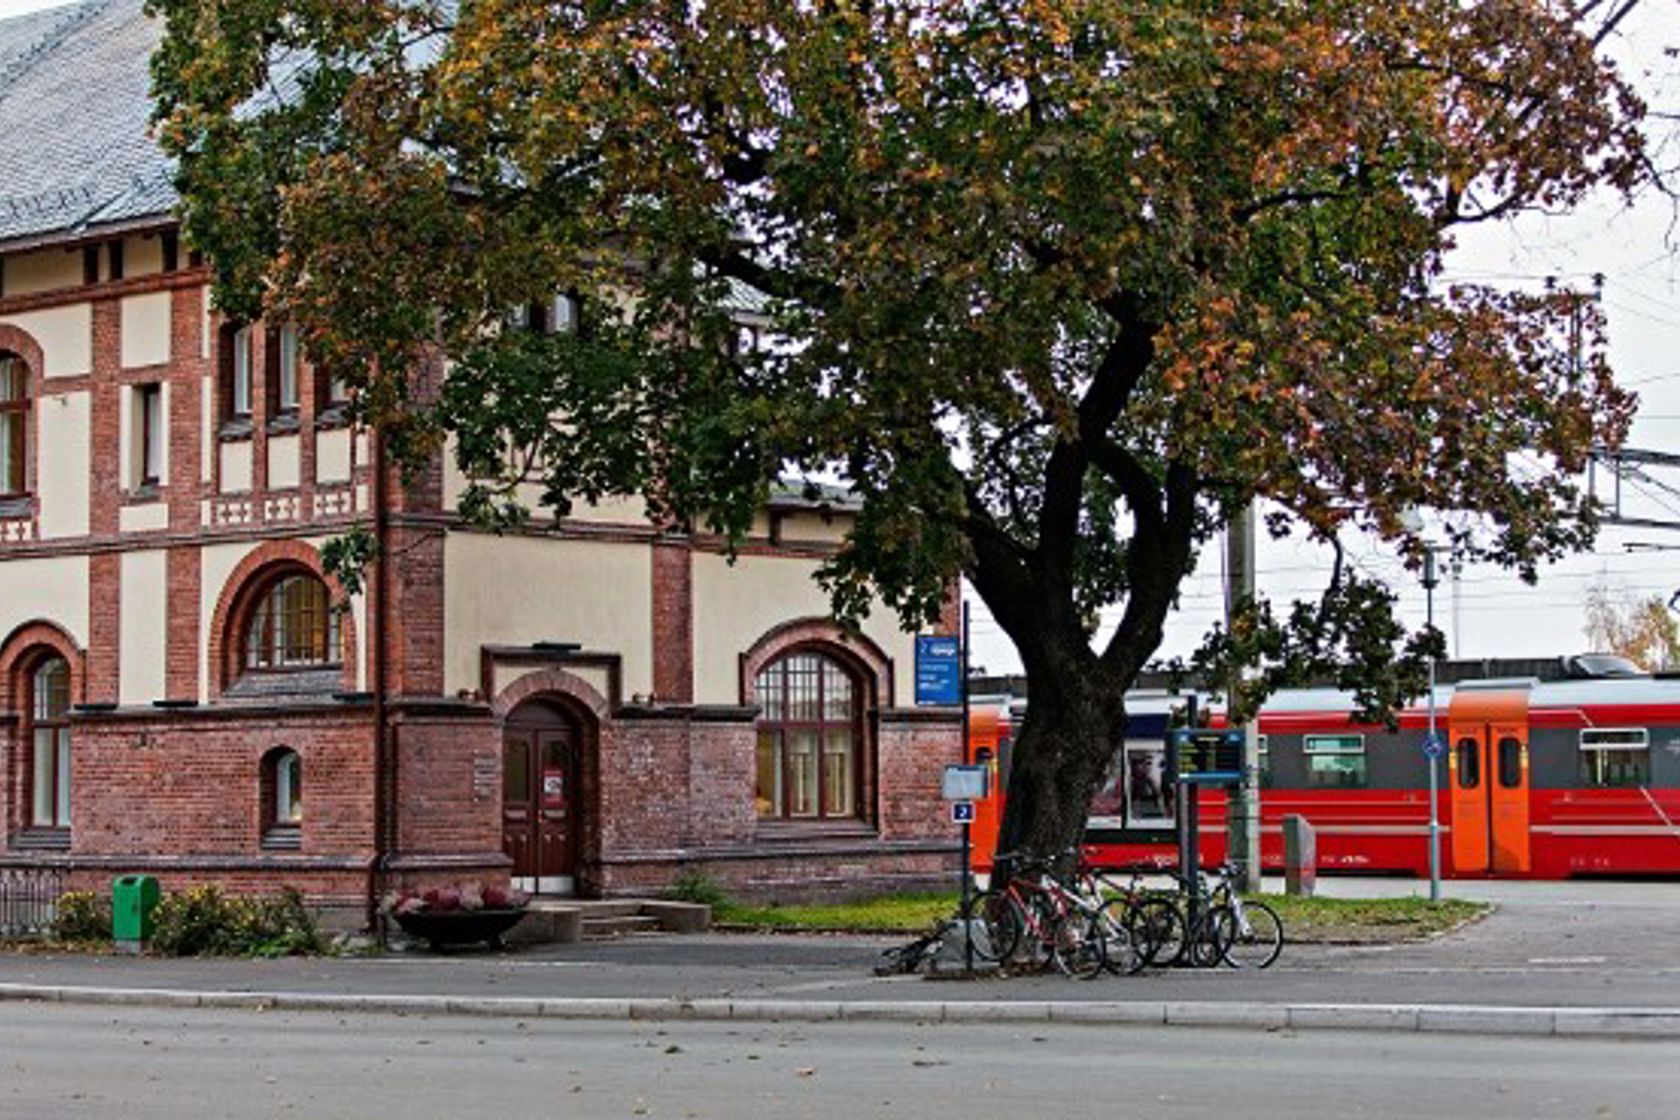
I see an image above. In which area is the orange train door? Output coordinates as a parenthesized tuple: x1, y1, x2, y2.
(966, 707, 1007, 873)
(1447, 686, 1532, 875)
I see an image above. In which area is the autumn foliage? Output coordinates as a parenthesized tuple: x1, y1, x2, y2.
(151, 1, 1649, 862)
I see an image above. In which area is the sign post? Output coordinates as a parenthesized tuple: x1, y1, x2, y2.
(1423, 548, 1443, 904)
(1168, 723, 1244, 950)
(942, 763, 990, 971)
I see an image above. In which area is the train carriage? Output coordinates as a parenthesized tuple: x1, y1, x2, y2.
(968, 662, 1680, 879)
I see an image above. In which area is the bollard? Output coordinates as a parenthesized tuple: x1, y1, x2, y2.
(1283, 815, 1317, 897)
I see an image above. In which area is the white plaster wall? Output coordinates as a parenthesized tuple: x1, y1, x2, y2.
(778, 510, 852, 545)
(315, 428, 352, 484)
(2, 249, 80, 296)
(219, 440, 252, 493)
(0, 305, 92, 377)
(125, 235, 164, 278)
(119, 503, 168, 534)
(444, 533, 653, 698)
(691, 552, 917, 707)
(0, 555, 89, 650)
(198, 540, 258, 703)
(268, 433, 300, 490)
(119, 549, 168, 706)
(35, 390, 89, 539)
(120, 291, 171, 369)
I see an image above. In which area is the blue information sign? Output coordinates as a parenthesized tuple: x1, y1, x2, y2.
(1422, 731, 1447, 761)
(951, 801, 976, 824)
(915, 635, 962, 706)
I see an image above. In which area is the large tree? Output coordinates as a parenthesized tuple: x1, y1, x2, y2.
(151, 0, 1648, 863)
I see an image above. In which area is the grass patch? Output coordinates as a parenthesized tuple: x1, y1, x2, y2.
(1255, 894, 1489, 943)
(715, 892, 960, 933)
(711, 888, 1489, 944)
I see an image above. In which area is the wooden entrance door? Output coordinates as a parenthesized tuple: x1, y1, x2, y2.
(502, 703, 581, 893)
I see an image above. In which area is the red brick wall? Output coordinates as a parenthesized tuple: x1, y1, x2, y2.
(388, 703, 502, 860)
(650, 541, 693, 702)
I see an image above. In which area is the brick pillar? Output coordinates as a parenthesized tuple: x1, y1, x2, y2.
(165, 546, 200, 701)
(651, 539, 693, 703)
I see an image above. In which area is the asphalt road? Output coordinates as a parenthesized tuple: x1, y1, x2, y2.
(2, 1002, 1677, 1120)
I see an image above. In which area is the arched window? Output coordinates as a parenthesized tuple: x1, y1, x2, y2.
(260, 747, 302, 848)
(0, 352, 28, 498)
(754, 650, 862, 820)
(243, 573, 340, 671)
(29, 655, 71, 828)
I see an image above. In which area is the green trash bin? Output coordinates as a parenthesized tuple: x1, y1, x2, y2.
(112, 875, 161, 949)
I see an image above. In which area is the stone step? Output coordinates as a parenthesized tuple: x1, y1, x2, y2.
(581, 914, 664, 939)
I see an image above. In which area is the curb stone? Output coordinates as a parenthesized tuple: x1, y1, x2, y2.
(0, 984, 1675, 1038)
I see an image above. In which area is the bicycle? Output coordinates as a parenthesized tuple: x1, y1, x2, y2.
(1202, 862, 1284, 969)
(971, 851, 1133, 977)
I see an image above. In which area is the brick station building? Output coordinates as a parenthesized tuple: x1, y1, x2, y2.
(0, 0, 961, 924)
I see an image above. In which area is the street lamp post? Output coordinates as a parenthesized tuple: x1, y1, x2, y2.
(1423, 548, 1442, 904)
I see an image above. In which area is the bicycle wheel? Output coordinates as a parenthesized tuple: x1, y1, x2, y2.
(1125, 897, 1185, 968)
(1187, 905, 1233, 968)
(1050, 911, 1104, 978)
(966, 888, 1022, 963)
(1094, 899, 1144, 975)
(1215, 900, 1284, 969)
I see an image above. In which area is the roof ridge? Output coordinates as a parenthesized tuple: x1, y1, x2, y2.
(0, 1, 112, 107)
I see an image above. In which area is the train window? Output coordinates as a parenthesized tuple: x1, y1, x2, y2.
(1455, 737, 1480, 789)
(1497, 737, 1523, 788)
(1123, 741, 1173, 825)
(1579, 728, 1650, 788)
(1303, 734, 1365, 788)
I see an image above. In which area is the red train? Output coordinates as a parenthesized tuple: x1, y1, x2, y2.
(968, 661, 1680, 879)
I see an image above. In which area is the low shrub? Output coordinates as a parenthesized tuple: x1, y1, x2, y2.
(52, 891, 111, 943)
(149, 886, 327, 957)
(664, 869, 731, 910)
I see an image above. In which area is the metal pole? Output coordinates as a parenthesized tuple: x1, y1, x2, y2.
(1225, 501, 1260, 892)
(961, 600, 973, 971)
(1424, 549, 1442, 904)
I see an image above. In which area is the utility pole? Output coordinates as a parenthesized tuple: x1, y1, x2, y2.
(1424, 548, 1443, 904)
(1225, 501, 1262, 893)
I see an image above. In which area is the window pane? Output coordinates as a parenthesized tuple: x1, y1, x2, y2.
(755, 730, 781, 818)
(755, 666, 782, 722)
(233, 329, 252, 414)
(141, 384, 163, 484)
(822, 662, 852, 720)
(787, 656, 820, 722)
(0, 411, 20, 494)
(32, 728, 53, 826)
(822, 728, 854, 817)
(503, 739, 531, 805)
(1497, 737, 1523, 789)
(1581, 747, 1649, 788)
(278, 325, 299, 409)
(787, 731, 818, 817)
(1126, 744, 1172, 823)
(34, 658, 69, 719)
(56, 729, 71, 826)
(1456, 737, 1480, 789)
(1308, 753, 1365, 789)
(276, 751, 302, 823)
(0, 356, 21, 400)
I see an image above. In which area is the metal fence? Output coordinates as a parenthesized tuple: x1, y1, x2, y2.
(0, 868, 62, 938)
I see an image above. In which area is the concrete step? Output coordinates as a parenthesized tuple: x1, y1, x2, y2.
(504, 898, 711, 946)
(581, 914, 664, 939)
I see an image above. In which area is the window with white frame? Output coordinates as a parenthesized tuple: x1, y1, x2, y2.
(30, 655, 71, 828)
(0, 353, 28, 498)
(1304, 734, 1366, 788)
(1579, 728, 1650, 788)
(274, 324, 300, 413)
(135, 382, 164, 488)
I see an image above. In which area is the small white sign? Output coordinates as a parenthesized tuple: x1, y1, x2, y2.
(941, 764, 989, 801)
(951, 800, 976, 824)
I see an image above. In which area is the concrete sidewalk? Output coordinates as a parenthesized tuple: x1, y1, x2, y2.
(4, 877, 1680, 1037)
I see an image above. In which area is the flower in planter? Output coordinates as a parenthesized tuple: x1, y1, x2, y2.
(385, 882, 528, 916)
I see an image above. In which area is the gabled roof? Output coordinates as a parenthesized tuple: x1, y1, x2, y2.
(0, 0, 173, 251)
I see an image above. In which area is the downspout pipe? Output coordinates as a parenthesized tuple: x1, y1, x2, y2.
(368, 426, 392, 939)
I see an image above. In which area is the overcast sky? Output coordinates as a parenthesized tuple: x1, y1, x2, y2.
(4, 0, 1678, 671)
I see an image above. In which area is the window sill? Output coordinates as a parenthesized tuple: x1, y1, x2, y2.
(261, 826, 301, 852)
(752, 819, 877, 842)
(225, 667, 345, 700)
(218, 418, 254, 442)
(315, 405, 351, 430)
(124, 485, 163, 504)
(10, 828, 70, 852)
(267, 412, 301, 436)
(0, 495, 32, 518)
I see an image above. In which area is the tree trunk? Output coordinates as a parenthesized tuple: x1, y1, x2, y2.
(993, 654, 1129, 873)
